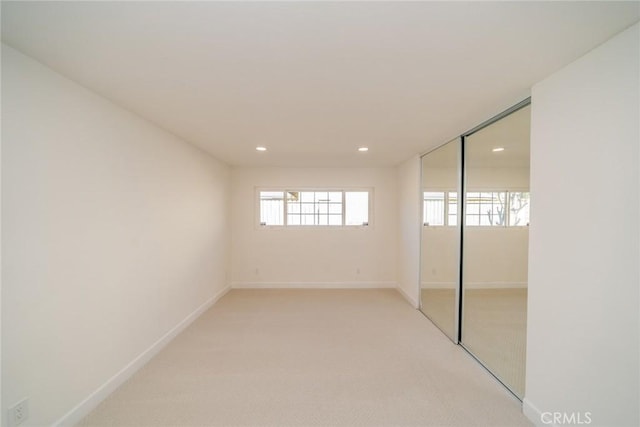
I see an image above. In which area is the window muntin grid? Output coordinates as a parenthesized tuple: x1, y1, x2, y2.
(423, 191, 458, 226)
(287, 191, 342, 226)
(466, 191, 507, 226)
(258, 190, 370, 227)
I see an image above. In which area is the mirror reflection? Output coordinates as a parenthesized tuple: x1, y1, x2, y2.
(420, 139, 459, 342)
(461, 104, 530, 398)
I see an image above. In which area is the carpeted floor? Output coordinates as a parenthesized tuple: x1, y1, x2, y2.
(462, 289, 527, 399)
(420, 288, 457, 341)
(420, 288, 527, 399)
(78, 289, 531, 427)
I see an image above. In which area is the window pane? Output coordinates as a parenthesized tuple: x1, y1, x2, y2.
(317, 203, 329, 214)
(466, 191, 506, 226)
(423, 192, 445, 226)
(346, 192, 369, 226)
(466, 192, 480, 215)
(328, 215, 342, 226)
(301, 214, 314, 225)
(259, 191, 284, 225)
(328, 191, 342, 202)
(302, 202, 314, 214)
(448, 192, 458, 226)
(262, 189, 370, 227)
(509, 192, 530, 226)
(487, 192, 507, 226)
(314, 192, 327, 203)
(287, 191, 344, 226)
(288, 214, 301, 226)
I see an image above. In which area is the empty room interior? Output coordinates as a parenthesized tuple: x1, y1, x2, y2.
(1, 2, 639, 427)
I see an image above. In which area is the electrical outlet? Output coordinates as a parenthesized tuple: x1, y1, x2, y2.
(8, 398, 29, 427)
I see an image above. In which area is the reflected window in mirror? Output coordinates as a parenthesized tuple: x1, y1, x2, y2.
(465, 190, 530, 227)
(423, 191, 458, 226)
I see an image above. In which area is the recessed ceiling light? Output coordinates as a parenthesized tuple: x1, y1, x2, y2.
(492, 147, 505, 152)
(358, 147, 369, 152)
(256, 146, 267, 152)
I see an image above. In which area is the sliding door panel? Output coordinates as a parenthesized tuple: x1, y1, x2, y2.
(420, 139, 460, 342)
(461, 104, 530, 398)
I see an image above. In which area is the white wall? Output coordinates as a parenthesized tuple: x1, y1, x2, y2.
(422, 228, 528, 288)
(1, 45, 231, 426)
(229, 167, 397, 288)
(396, 156, 421, 307)
(466, 167, 529, 190)
(525, 23, 639, 427)
(463, 228, 528, 287)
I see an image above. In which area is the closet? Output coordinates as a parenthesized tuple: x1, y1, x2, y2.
(420, 100, 530, 398)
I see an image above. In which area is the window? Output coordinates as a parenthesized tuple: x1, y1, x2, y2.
(258, 190, 370, 227)
(423, 191, 457, 226)
(287, 191, 342, 226)
(345, 191, 369, 226)
(423, 190, 529, 227)
(508, 192, 530, 226)
(448, 192, 458, 226)
(423, 192, 445, 226)
(259, 191, 285, 226)
(466, 191, 507, 226)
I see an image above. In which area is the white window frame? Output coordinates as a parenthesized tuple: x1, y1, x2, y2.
(464, 188, 530, 228)
(423, 190, 458, 227)
(256, 187, 374, 229)
(465, 190, 508, 227)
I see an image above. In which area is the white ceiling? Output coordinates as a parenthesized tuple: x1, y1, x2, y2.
(2, 1, 638, 167)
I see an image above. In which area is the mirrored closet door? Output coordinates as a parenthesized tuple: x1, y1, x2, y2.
(419, 139, 460, 342)
(419, 100, 530, 400)
(461, 103, 530, 399)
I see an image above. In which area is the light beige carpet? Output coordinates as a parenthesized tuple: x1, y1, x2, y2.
(420, 289, 457, 341)
(78, 289, 531, 427)
(462, 289, 528, 399)
(420, 288, 528, 399)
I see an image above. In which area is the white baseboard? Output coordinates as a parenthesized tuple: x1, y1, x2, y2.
(420, 281, 456, 289)
(421, 281, 527, 290)
(395, 286, 420, 309)
(52, 285, 231, 427)
(230, 281, 396, 289)
(523, 398, 548, 427)
(467, 281, 527, 289)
